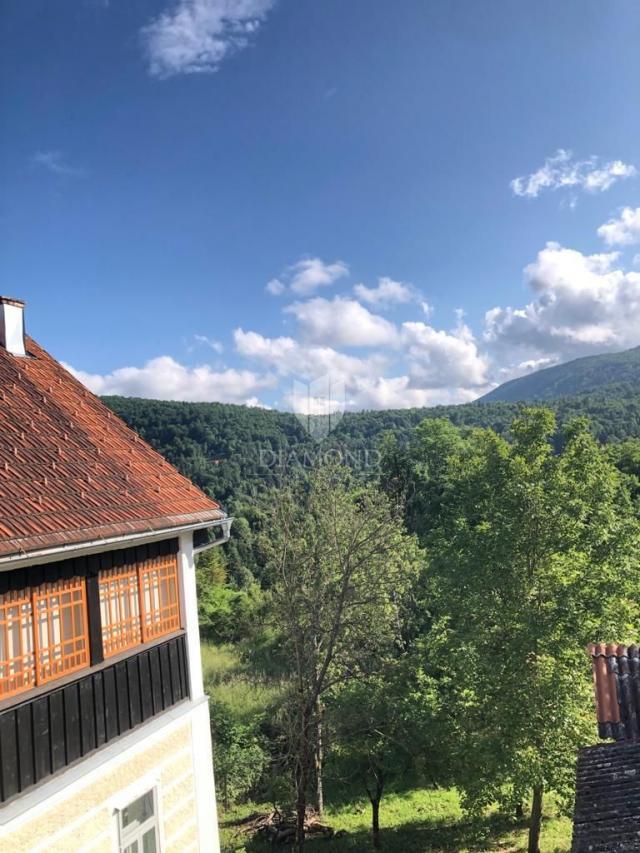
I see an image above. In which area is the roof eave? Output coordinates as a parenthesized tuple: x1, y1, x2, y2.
(0, 513, 232, 570)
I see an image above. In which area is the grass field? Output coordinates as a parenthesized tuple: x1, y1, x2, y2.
(219, 788, 572, 852)
(204, 643, 573, 852)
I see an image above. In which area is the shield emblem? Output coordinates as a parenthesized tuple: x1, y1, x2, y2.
(291, 375, 346, 440)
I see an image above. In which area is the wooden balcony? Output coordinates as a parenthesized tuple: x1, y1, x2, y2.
(0, 633, 189, 804)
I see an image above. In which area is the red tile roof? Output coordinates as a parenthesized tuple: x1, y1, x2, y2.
(0, 337, 223, 559)
(587, 643, 640, 741)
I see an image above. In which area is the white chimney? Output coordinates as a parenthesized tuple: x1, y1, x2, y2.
(0, 296, 26, 357)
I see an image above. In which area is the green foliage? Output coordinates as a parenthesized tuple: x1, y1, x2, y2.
(265, 464, 422, 694)
(204, 643, 285, 808)
(393, 410, 640, 826)
(196, 548, 264, 643)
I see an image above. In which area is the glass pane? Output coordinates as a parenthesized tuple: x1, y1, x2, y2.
(121, 791, 155, 829)
(123, 842, 139, 853)
(142, 828, 157, 853)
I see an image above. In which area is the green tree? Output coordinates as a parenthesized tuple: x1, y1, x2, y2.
(264, 464, 421, 852)
(409, 410, 640, 852)
(329, 659, 440, 848)
(196, 548, 263, 643)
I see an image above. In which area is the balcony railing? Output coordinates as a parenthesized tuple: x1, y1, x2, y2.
(0, 633, 189, 804)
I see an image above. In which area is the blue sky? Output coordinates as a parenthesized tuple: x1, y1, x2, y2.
(2, 0, 640, 409)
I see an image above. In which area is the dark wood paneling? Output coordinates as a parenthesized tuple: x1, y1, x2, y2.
(149, 646, 163, 714)
(85, 574, 104, 666)
(115, 661, 130, 733)
(103, 666, 118, 742)
(49, 691, 66, 773)
(93, 672, 106, 747)
(168, 641, 181, 703)
(32, 697, 51, 782)
(16, 703, 34, 790)
(0, 712, 19, 800)
(127, 658, 142, 729)
(79, 678, 96, 755)
(0, 635, 189, 804)
(139, 652, 153, 722)
(177, 638, 188, 699)
(159, 643, 172, 709)
(63, 685, 81, 764)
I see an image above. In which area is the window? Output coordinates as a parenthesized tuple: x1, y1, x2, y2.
(0, 590, 35, 698)
(32, 578, 89, 684)
(99, 553, 181, 654)
(99, 566, 142, 657)
(140, 555, 180, 642)
(0, 545, 181, 700)
(118, 789, 159, 853)
(0, 578, 89, 698)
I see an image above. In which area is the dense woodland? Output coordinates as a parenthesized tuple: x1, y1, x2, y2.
(103, 386, 640, 852)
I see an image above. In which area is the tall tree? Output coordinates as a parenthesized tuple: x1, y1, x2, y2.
(391, 410, 640, 852)
(265, 464, 421, 851)
(329, 658, 441, 848)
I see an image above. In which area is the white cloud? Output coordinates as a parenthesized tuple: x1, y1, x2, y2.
(142, 0, 275, 78)
(288, 257, 349, 295)
(354, 277, 415, 306)
(193, 334, 224, 353)
(233, 328, 385, 383)
(484, 243, 640, 367)
(511, 149, 636, 200)
(598, 207, 640, 246)
(348, 376, 482, 410)
(65, 356, 274, 405)
(285, 296, 398, 348)
(265, 277, 285, 296)
(31, 151, 85, 178)
(265, 257, 349, 296)
(401, 320, 489, 388)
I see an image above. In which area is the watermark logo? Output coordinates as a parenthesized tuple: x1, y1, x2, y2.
(291, 375, 346, 441)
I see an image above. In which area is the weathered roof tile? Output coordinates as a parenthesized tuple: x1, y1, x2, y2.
(0, 337, 223, 558)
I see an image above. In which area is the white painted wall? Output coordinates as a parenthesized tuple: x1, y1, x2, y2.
(0, 300, 26, 357)
(179, 531, 221, 852)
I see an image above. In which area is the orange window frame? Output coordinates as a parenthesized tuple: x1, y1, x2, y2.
(32, 578, 90, 686)
(139, 554, 181, 643)
(0, 589, 36, 699)
(98, 566, 142, 658)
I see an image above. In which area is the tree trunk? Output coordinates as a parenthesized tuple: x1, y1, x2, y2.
(527, 786, 543, 853)
(367, 764, 384, 850)
(314, 699, 324, 816)
(515, 801, 523, 820)
(295, 708, 312, 853)
(371, 797, 381, 849)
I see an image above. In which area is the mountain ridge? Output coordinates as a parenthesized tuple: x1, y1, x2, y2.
(480, 346, 640, 403)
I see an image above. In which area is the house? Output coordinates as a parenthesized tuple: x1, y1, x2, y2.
(0, 296, 230, 852)
(571, 644, 640, 852)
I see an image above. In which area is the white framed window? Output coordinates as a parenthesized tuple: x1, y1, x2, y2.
(117, 788, 160, 853)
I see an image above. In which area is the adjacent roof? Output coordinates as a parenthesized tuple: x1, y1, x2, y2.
(572, 741, 640, 852)
(588, 643, 640, 741)
(0, 337, 224, 559)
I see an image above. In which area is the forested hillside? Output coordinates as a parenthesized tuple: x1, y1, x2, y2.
(481, 345, 640, 402)
(105, 384, 640, 508)
(104, 388, 640, 585)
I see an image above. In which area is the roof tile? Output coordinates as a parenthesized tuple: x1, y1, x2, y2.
(0, 337, 223, 558)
